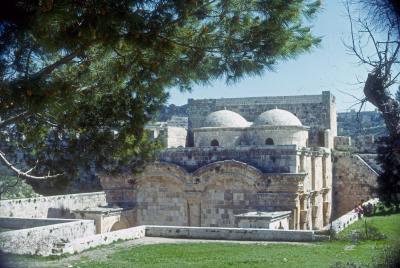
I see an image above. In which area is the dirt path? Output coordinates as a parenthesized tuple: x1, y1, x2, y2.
(1, 237, 315, 268)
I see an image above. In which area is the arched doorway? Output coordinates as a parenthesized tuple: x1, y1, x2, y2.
(210, 139, 219, 146)
(265, 138, 274, 145)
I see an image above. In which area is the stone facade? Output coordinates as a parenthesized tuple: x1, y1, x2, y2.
(100, 92, 339, 231)
(187, 91, 336, 147)
(194, 125, 309, 148)
(0, 91, 384, 255)
(146, 116, 188, 148)
(102, 134, 332, 230)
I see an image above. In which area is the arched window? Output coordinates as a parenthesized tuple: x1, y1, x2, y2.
(265, 138, 274, 145)
(210, 139, 219, 147)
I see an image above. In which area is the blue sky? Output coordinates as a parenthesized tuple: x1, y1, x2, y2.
(166, 0, 382, 112)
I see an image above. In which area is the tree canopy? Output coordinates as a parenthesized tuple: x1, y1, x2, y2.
(0, 0, 321, 189)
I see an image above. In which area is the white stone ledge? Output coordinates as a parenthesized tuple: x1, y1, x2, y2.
(145, 225, 320, 242)
(62, 225, 146, 255)
(0, 219, 95, 256)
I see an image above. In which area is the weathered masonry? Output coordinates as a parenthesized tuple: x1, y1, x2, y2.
(187, 91, 337, 148)
(102, 92, 337, 230)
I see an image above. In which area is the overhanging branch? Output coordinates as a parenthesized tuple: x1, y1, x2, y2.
(0, 111, 30, 129)
(31, 49, 82, 80)
(0, 150, 64, 180)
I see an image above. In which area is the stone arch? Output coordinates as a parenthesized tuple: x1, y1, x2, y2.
(108, 216, 130, 232)
(193, 160, 263, 187)
(210, 139, 219, 147)
(193, 160, 263, 227)
(136, 162, 189, 186)
(265, 138, 274, 145)
(135, 162, 188, 226)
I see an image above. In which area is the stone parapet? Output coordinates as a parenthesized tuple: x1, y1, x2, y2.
(0, 191, 107, 219)
(145, 225, 326, 242)
(0, 219, 95, 256)
(61, 225, 146, 255)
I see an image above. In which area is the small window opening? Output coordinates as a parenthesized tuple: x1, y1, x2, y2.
(265, 138, 274, 145)
(210, 139, 219, 147)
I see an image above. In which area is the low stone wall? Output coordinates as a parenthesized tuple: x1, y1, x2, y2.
(0, 217, 79, 230)
(0, 192, 107, 218)
(328, 199, 379, 233)
(0, 219, 95, 256)
(145, 226, 323, 242)
(61, 225, 146, 255)
(1, 223, 330, 256)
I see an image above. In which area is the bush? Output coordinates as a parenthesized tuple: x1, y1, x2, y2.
(342, 225, 386, 243)
(371, 242, 400, 268)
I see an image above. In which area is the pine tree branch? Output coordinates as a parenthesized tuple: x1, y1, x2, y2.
(31, 49, 82, 80)
(0, 150, 64, 180)
(0, 111, 30, 129)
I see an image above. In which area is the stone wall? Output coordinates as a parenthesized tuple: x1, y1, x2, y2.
(61, 225, 146, 255)
(101, 154, 331, 230)
(0, 192, 107, 218)
(327, 199, 379, 233)
(188, 91, 336, 146)
(165, 126, 187, 148)
(145, 225, 326, 242)
(0, 219, 95, 256)
(158, 145, 300, 173)
(194, 126, 308, 148)
(332, 153, 378, 219)
(334, 136, 351, 151)
(0, 217, 80, 230)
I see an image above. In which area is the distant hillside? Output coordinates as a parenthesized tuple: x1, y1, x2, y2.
(157, 104, 188, 122)
(337, 110, 387, 137)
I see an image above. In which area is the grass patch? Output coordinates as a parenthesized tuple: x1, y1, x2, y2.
(72, 241, 392, 268)
(336, 213, 400, 241)
(0, 227, 14, 233)
(4, 214, 400, 268)
(72, 214, 399, 268)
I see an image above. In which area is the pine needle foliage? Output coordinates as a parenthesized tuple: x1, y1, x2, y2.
(0, 0, 321, 186)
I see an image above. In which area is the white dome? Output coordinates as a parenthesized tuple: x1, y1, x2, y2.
(204, 110, 251, 128)
(254, 109, 302, 126)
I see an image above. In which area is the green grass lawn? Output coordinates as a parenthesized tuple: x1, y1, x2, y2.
(4, 213, 400, 268)
(71, 213, 400, 268)
(0, 227, 14, 233)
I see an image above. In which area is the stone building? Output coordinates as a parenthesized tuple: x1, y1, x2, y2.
(102, 91, 338, 230)
(0, 92, 383, 256)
